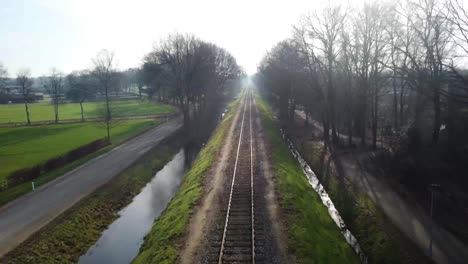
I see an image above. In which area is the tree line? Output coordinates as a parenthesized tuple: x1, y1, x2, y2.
(1, 34, 242, 141)
(255, 0, 468, 155)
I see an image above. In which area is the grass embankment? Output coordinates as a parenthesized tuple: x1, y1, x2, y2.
(1, 132, 184, 264)
(0, 119, 161, 206)
(0, 100, 174, 124)
(255, 95, 359, 264)
(132, 97, 240, 264)
(298, 143, 432, 264)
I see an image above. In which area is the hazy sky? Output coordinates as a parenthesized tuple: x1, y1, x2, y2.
(0, 0, 335, 77)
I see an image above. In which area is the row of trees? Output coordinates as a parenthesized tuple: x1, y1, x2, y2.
(0, 51, 121, 133)
(141, 33, 242, 136)
(256, 0, 468, 153)
(1, 34, 241, 141)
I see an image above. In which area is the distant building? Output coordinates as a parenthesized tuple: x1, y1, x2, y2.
(0, 85, 39, 104)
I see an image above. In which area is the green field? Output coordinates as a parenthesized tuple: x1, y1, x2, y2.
(0, 119, 159, 183)
(0, 100, 174, 124)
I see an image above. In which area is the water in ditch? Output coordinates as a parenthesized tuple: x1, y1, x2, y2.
(78, 148, 188, 264)
(282, 131, 368, 263)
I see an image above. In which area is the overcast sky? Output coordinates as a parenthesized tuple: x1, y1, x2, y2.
(0, 0, 339, 77)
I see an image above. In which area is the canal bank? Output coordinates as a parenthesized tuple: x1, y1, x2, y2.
(1, 131, 185, 264)
(79, 148, 189, 264)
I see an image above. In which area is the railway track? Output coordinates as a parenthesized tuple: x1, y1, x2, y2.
(212, 90, 264, 263)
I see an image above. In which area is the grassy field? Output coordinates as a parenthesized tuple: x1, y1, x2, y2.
(0, 100, 174, 124)
(0, 119, 160, 183)
(133, 96, 241, 264)
(255, 94, 360, 263)
(1, 133, 183, 264)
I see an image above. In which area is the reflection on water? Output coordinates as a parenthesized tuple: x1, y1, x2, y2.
(79, 149, 186, 264)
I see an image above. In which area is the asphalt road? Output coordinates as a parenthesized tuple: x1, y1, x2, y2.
(0, 116, 182, 257)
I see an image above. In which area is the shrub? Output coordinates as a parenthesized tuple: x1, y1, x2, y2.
(5, 138, 110, 190)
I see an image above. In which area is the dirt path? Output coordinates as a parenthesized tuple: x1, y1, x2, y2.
(0, 117, 182, 257)
(338, 152, 468, 264)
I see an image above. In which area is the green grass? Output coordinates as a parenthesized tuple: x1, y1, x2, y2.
(0, 119, 158, 182)
(132, 96, 241, 264)
(255, 94, 359, 264)
(0, 100, 174, 124)
(0, 119, 161, 206)
(1, 133, 184, 264)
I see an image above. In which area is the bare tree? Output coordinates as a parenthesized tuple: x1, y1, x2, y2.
(16, 69, 33, 125)
(66, 70, 96, 122)
(258, 40, 307, 122)
(92, 50, 116, 141)
(143, 34, 240, 139)
(0, 63, 7, 89)
(45, 68, 64, 123)
(295, 5, 346, 147)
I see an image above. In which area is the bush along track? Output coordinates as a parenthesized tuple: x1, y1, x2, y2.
(255, 94, 360, 264)
(132, 97, 240, 264)
(0, 131, 184, 264)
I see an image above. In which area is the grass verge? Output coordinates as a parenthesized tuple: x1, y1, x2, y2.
(0, 119, 161, 206)
(132, 97, 240, 264)
(1, 131, 184, 264)
(255, 94, 360, 264)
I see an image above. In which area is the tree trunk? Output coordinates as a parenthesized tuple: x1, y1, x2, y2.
(105, 84, 111, 141)
(24, 101, 31, 125)
(361, 98, 367, 147)
(80, 100, 84, 122)
(410, 84, 425, 152)
(447, 82, 456, 154)
(54, 100, 59, 124)
(183, 107, 191, 134)
(347, 111, 352, 147)
(399, 83, 405, 128)
(360, 80, 368, 147)
(392, 73, 398, 129)
(289, 98, 296, 123)
(322, 108, 330, 150)
(372, 89, 378, 150)
(431, 84, 441, 145)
